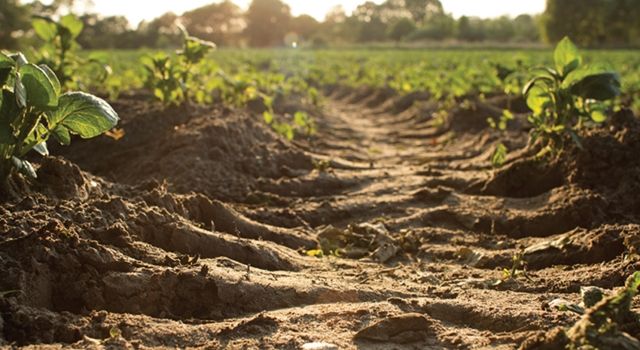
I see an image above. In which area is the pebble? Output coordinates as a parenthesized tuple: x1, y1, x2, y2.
(301, 342, 339, 350)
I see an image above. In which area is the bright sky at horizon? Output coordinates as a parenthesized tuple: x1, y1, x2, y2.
(70, 0, 546, 26)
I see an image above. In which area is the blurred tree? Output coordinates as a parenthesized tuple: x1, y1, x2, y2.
(325, 5, 347, 23)
(410, 12, 455, 40)
(544, 0, 640, 47)
(317, 5, 356, 44)
(78, 14, 130, 49)
(512, 14, 540, 42)
(182, 0, 245, 46)
(353, 1, 387, 42)
(245, 0, 291, 47)
(137, 12, 181, 48)
(290, 14, 320, 41)
(404, 0, 444, 24)
(485, 16, 515, 42)
(457, 16, 477, 41)
(602, 0, 640, 46)
(388, 17, 416, 42)
(544, 0, 602, 46)
(0, 0, 30, 48)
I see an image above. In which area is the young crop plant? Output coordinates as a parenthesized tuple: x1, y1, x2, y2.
(0, 52, 118, 185)
(31, 14, 111, 88)
(293, 111, 317, 137)
(143, 25, 216, 105)
(487, 110, 514, 168)
(523, 37, 621, 157)
(263, 110, 316, 141)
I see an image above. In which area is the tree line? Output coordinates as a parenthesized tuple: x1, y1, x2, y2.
(1, 0, 639, 49)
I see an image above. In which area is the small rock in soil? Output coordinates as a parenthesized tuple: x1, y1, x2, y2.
(301, 342, 339, 350)
(371, 243, 399, 263)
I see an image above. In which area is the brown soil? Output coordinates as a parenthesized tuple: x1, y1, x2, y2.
(1, 88, 640, 349)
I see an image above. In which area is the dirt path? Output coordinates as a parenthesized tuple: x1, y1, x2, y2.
(1, 89, 639, 349)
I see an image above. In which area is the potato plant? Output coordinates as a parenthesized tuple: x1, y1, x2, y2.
(143, 25, 216, 105)
(0, 51, 118, 184)
(523, 37, 621, 156)
(32, 14, 111, 88)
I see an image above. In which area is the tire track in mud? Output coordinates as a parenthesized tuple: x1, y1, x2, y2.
(1, 89, 638, 349)
(236, 89, 636, 349)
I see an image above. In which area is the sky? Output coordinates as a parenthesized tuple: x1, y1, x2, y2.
(75, 0, 546, 26)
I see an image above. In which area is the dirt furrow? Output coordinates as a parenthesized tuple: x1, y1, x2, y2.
(1, 89, 639, 349)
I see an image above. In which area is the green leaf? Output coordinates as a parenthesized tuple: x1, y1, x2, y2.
(588, 102, 608, 123)
(181, 36, 216, 63)
(273, 122, 294, 140)
(32, 142, 49, 156)
(522, 76, 554, 97)
(0, 90, 17, 144)
(52, 124, 71, 145)
(526, 85, 551, 115)
(14, 73, 26, 108)
(554, 37, 582, 76)
(9, 53, 28, 67)
(491, 143, 508, 168)
(32, 16, 58, 41)
(49, 92, 119, 139)
(58, 27, 74, 51)
(294, 111, 307, 127)
(0, 69, 11, 88)
(0, 52, 13, 68)
(38, 64, 61, 96)
(263, 111, 273, 124)
(19, 64, 58, 108)
(627, 272, 640, 295)
(0, 52, 14, 86)
(590, 109, 607, 123)
(59, 14, 83, 38)
(569, 72, 621, 101)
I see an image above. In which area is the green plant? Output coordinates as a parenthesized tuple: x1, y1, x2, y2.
(312, 159, 332, 173)
(565, 272, 640, 349)
(263, 110, 316, 141)
(0, 51, 118, 184)
(293, 111, 316, 137)
(523, 37, 621, 156)
(488, 110, 513, 168)
(143, 53, 182, 105)
(32, 14, 110, 88)
(143, 25, 215, 105)
(502, 251, 529, 281)
(487, 109, 514, 132)
(491, 143, 508, 168)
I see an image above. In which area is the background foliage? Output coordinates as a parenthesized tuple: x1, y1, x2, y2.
(1, 0, 639, 49)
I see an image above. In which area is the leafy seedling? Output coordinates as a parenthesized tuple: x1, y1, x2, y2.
(312, 159, 332, 173)
(502, 251, 530, 281)
(143, 24, 215, 106)
(523, 37, 621, 157)
(32, 14, 111, 88)
(0, 52, 118, 186)
(487, 109, 514, 131)
(491, 143, 508, 168)
(563, 272, 640, 349)
(293, 111, 316, 137)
